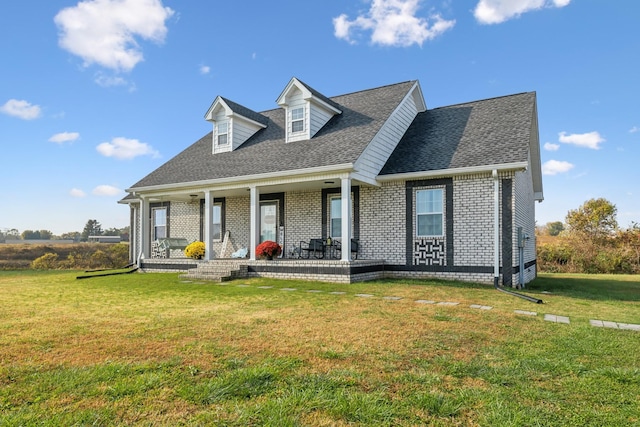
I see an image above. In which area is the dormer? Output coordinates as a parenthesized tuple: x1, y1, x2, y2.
(276, 77, 342, 143)
(204, 96, 268, 154)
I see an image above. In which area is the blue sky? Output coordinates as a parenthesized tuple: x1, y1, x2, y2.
(1, 0, 638, 235)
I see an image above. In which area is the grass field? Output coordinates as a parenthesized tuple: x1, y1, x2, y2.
(0, 271, 638, 426)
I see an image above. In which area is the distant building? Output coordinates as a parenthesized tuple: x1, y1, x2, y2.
(88, 236, 122, 243)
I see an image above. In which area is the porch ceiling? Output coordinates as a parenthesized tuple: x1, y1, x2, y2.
(148, 177, 372, 202)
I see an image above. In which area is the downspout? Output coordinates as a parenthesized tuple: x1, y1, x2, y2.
(493, 170, 500, 288)
(493, 170, 543, 304)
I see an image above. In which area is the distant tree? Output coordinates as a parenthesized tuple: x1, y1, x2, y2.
(81, 220, 103, 242)
(103, 227, 121, 236)
(61, 231, 81, 241)
(22, 230, 40, 240)
(566, 198, 618, 239)
(547, 221, 565, 236)
(7, 229, 20, 239)
(38, 230, 53, 240)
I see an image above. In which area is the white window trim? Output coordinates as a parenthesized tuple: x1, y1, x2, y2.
(217, 122, 229, 145)
(416, 188, 444, 238)
(212, 203, 223, 242)
(291, 107, 305, 134)
(152, 207, 167, 241)
(329, 196, 342, 239)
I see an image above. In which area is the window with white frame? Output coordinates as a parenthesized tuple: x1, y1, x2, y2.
(152, 207, 167, 240)
(217, 122, 229, 145)
(330, 197, 342, 238)
(212, 203, 222, 241)
(291, 107, 304, 133)
(416, 189, 443, 237)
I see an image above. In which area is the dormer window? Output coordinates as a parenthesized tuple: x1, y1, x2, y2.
(217, 122, 229, 145)
(291, 107, 305, 133)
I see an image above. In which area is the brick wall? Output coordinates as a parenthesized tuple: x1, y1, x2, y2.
(514, 164, 537, 285)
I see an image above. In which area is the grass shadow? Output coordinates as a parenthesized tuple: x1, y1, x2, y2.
(527, 274, 640, 302)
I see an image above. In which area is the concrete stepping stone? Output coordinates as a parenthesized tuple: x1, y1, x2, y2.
(383, 296, 402, 300)
(470, 304, 492, 310)
(355, 293, 374, 298)
(236, 284, 251, 287)
(544, 314, 570, 324)
(280, 288, 297, 291)
(307, 289, 323, 293)
(257, 286, 273, 289)
(514, 310, 537, 316)
(329, 291, 346, 295)
(415, 300, 436, 304)
(437, 301, 459, 306)
(591, 319, 640, 331)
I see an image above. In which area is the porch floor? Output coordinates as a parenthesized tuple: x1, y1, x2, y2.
(139, 257, 386, 284)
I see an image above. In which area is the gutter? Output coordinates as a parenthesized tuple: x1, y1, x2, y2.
(126, 163, 355, 193)
(377, 162, 528, 182)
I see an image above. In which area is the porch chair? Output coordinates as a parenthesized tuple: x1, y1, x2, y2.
(335, 238, 359, 260)
(299, 238, 325, 259)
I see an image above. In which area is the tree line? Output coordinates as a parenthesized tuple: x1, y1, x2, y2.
(537, 198, 640, 274)
(0, 220, 129, 242)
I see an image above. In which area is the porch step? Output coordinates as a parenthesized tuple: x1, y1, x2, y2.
(180, 261, 248, 282)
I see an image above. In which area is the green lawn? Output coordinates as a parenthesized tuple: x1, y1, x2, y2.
(0, 271, 638, 426)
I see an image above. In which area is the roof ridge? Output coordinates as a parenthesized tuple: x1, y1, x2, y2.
(431, 91, 535, 110)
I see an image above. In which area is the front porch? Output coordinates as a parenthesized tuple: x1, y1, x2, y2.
(139, 257, 386, 284)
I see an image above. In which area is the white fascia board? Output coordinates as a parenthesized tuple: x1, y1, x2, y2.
(411, 81, 427, 112)
(376, 162, 529, 182)
(204, 96, 225, 121)
(230, 112, 268, 129)
(126, 163, 355, 194)
(309, 97, 342, 115)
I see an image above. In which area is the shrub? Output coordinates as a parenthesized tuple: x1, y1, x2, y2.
(31, 253, 59, 270)
(255, 241, 282, 259)
(184, 241, 206, 259)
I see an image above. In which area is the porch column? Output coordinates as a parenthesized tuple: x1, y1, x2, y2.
(249, 185, 260, 260)
(139, 195, 150, 264)
(203, 190, 214, 260)
(340, 176, 352, 262)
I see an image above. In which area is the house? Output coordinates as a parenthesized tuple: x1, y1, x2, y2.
(120, 77, 543, 286)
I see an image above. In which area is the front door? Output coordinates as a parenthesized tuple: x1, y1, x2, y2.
(260, 202, 278, 243)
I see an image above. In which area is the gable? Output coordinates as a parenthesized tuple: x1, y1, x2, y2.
(204, 96, 267, 154)
(276, 77, 342, 143)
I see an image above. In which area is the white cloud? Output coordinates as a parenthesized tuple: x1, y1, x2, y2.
(70, 188, 87, 197)
(95, 72, 128, 87)
(199, 65, 211, 75)
(96, 137, 160, 160)
(544, 142, 560, 151)
(474, 0, 570, 25)
(542, 159, 574, 176)
(558, 131, 605, 150)
(333, 0, 455, 47)
(629, 126, 639, 134)
(49, 132, 80, 144)
(54, 0, 174, 72)
(0, 99, 42, 120)
(92, 185, 122, 196)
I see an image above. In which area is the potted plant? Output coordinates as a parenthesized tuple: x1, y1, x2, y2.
(184, 241, 205, 259)
(255, 240, 282, 260)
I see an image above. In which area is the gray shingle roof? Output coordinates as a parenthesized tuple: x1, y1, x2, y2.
(219, 97, 269, 126)
(130, 81, 416, 189)
(380, 92, 536, 175)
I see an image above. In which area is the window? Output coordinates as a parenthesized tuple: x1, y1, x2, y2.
(212, 203, 222, 241)
(330, 197, 342, 238)
(217, 122, 228, 145)
(152, 207, 167, 240)
(416, 189, 443, 237)
(291, 107, 304, 133)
